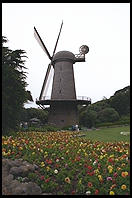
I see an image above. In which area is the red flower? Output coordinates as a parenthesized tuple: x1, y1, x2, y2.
(25, 140, 29, 144)
(108, 158, 114, 163)
(88, 182, 93, 188)
(95, 189, 99, 195)
(112, 179, 116, 184)
(55, 164, 59, 168)
(76, 156, 81, 161)
(89, 171, 94, 176)
(84, 164, 87, 168)
(46, 159, 52, 164)
(87, 166, 92, 170)
(98, 163, 101, 168)
(40, 176, 45, 180)
(48, 159, 52, 164)
(113, 172, 118, 178)
(45, 178, 50, 183)
(71, 190, 76, 195)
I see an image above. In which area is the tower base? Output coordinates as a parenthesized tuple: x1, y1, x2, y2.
(48, 102, 78, 127)
(36, 98, 91, 128)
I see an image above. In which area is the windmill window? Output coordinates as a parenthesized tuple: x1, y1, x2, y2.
(61, 120, 64, 122)
(59, 90, 61, 93)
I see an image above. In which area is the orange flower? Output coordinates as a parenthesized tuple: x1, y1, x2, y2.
(121, 171, 128, 178)
(110, 184, 116, 190)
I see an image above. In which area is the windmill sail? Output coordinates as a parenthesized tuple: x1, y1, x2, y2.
(52, 20, 63, 58)
(39, 64, 52, 100)
(34, 26, 52, 60)
(43, 66, 54, 98)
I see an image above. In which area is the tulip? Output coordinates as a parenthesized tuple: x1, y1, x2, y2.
(95, 189, 99, 195)
(113, 172, 118, 178)
(109, 168, 113, 173)
(54, 169, 58, 174)
(121, 171, 128, 178)
(65, 177, 71, 184)
(109, 191, 115, 195)
(121, 185, 127, 190)
(107, 177, 112, 181)
(40, 175, 45, 180)
(86, 191, 91, 195)
(45, 178, 50, 183)
(88, 182, 93, 187)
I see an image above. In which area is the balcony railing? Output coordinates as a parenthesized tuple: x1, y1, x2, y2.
(36, 96, 91, 102)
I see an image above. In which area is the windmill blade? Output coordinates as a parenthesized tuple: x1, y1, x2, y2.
(51, 20, 63, 59)
(34, 26, 52, 60)
(43, 66, 54, 98)
(39, 64, 52, 100)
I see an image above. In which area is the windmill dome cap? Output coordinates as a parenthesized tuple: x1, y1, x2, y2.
(53, 51, 75, 61)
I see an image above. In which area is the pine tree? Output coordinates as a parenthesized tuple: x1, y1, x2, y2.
(2, 36, 33, 134)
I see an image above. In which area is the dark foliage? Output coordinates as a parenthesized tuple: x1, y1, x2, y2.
(2, 36, 33, 134)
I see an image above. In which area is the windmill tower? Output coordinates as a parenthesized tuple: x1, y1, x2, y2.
(34, 21, 91, 127)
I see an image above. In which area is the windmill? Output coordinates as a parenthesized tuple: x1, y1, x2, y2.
(34, 21, 91, 127)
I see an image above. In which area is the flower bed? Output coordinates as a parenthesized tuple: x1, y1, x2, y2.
(2, 131, 130, 195)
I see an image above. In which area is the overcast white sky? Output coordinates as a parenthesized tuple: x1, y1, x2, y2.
(2, 3, 130, 108)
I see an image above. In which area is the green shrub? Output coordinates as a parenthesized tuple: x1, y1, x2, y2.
(20, 125, 60, 132)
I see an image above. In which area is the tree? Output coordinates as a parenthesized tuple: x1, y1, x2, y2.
(79, 109, 97, 128)
(2, 36, 33, 134)
(20, 108, 48, 125)
(97, 107, 120, 123)
(109, 86, 130, 116)
(89, 99, 110, 113)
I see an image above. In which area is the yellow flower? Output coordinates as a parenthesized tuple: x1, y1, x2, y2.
(78, 178, 82, 184)
(40, 162, 45, 167)
(121, 163, 126, 167)
(65, 177, 71, 184)
(124, 171, 128, 176)
(40, 149, 43, 153)
(19, 147, 23, 150)
(109, 168, 113, 173)
(84, 153, 88, 157)
(94, 169, 99, 175)
(109, 154, 114, 158)
(100, 155, 103, 160)
(109, 191, 115, 195)
(98, 175, 102, 178)
(2, 151, 7, 156)
(108, 165, 113, 170)
(121, 185, 127, 190)
(98, 175, 103, 182)
(46, 166, 50, 171)
(32, 152, 35, 155)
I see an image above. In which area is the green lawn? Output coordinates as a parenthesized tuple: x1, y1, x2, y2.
(80, 126, 130, 142)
